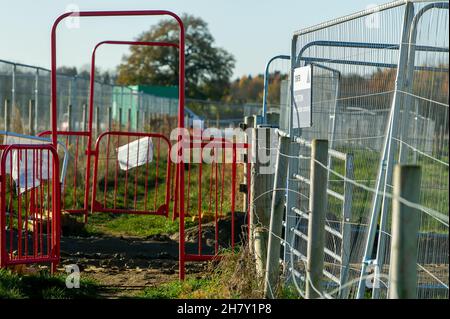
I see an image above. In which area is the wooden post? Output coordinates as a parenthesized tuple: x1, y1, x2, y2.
(95, 106, 100, 137)
(82, 103, 87, 132)
(28, 99, 35, 135)
(243, 116, 255, 221)
(264, 135, 290, 298)
(136, 109, 140, 132)
(82, 103, 88, 148)
(4, 99, 10, 131)
(118, 108, 123, 131)
(251, 126, 275, 278)
(127, 108, 132, 131)
(388, 165, 421, 299)
(338, 153, 354, 299)
(266, 112, 280, 127)
(142, 111, 147, 131)
(306, 139, 329, 299)
(67, 104, 73, 132)
(107, 106, 112, 131)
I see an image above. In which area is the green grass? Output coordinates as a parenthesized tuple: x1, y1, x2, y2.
(142, 276, 301, 299)
(0, 269, 99, 299)
(142, 249, 243, 299)
(85, 213, 189, 237)
(278, 285, 302, 299)
(323, 147, 449, 232)
(141, 248, 302, 299)
(81, 150, 240, 238)
(142, 277, 212, 299)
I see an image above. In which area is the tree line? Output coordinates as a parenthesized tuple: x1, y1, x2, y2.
(58, 14, 286, 106)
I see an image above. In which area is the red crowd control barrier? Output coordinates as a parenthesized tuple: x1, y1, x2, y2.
(49, 11, 185, 224)
(0, 9, 187, 273)
(86, 39, 179, 219)
(38, 131, 89, 217)
(178, 138, 251, 279)
(91, 131, 172, 216)
(0, 144, 61, 271)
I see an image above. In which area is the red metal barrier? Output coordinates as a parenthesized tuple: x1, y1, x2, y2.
(50, 11, 185, 225)
(91, 131, 172, 216)
(38, 131, 89, 217)
(178, 138, 251, 278)
(50, 10, 185, 147)
(86, 40, 179, 220)
(0, 144, 61, 272)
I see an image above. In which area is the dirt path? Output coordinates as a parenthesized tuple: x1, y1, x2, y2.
(54, 214, 248, 298)
(59, 235, 207, 298)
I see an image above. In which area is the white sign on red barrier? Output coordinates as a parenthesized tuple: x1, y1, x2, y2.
(117, 137, 154, 171)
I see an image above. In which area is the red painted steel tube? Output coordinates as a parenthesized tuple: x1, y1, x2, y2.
(113, 135, 120, 209)
(38, 131, 90, 137)
(123, 134, 130, 208)
(8, 155, 13, 260)
(50, 10, 184, 221)
(133, 136, 140, 210)
(154, 138, 161, 211)
(38, 131, 89, 215)
(197, 152, 203, 255)
(220, 146, 225, 218)
(0, 164, 6, 267)
(172, 163, 179, 220)
(103, 134, 111, 207)
(214, 159, 219, 254)
(51, 10, 184, 278)
(0, 144, 60, 268)
(16, 152, 22, 258)
(231, 143, 237, 249)
(51, 10, 185, 147)
(187, 161, 191, 214)
(62, 135, 69, 209)
(179, 141, 250, 262)
(143, 138, 150, 211)
(87, 40, 178, 221)
(73, 137, 79, 210)
(208, 153, 214, 217)
(91, 131, 171, 216)
(24, 151, 29, 257)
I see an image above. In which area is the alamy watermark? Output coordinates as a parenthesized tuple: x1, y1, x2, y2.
(168, 120, 278, 174)
(65, 264, 80, 288)
(365, 4, 381, 29)
(65, 4, 80, 29)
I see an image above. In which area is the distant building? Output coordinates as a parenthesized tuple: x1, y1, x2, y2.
(111, 85, 178, 130)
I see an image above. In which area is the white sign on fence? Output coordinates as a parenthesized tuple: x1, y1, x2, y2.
(292, 65, 313, 128)
(117, 137, 154, 171)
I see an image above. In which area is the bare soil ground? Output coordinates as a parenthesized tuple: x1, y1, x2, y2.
(46, 213, 248, 298)
(58, 234, 207, 298)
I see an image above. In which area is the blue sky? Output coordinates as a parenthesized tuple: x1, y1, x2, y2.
(0, 0, 387, 78)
